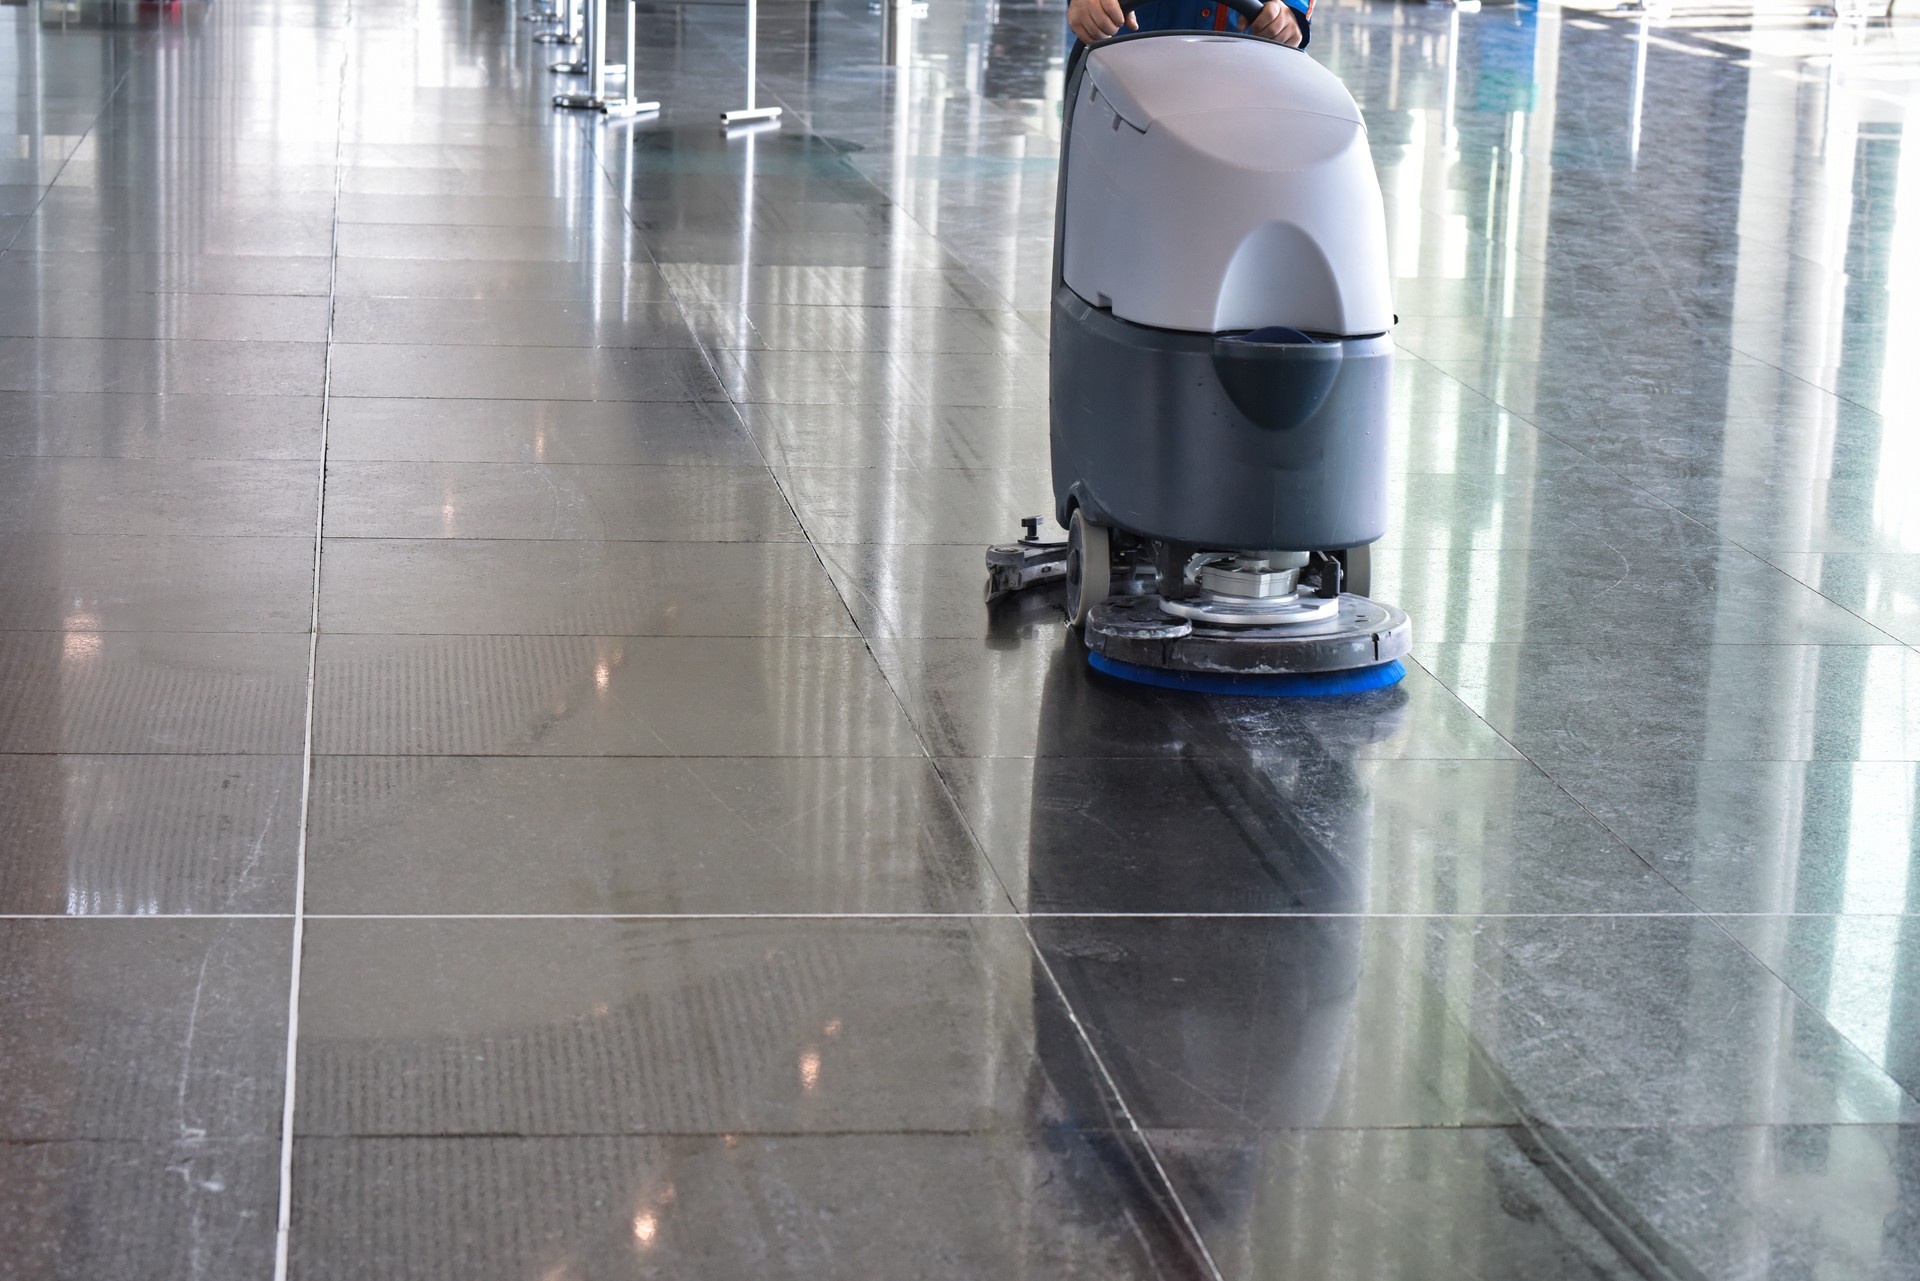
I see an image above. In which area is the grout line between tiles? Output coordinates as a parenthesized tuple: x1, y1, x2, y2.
(0, 913, 295, 921)
(297, 910, 1724, 921)
(7, 910, 1912, 921)
(0, 910, 1820, 921)
(1019, 928, 1228, 1278)
(271, 23, 352, 1281)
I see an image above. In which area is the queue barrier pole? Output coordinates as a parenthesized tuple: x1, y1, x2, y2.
(603, 0, 662, 118)
(554, 0, 658, 117)
(721, 0, 782, 128)
(535, 0, 580, 44)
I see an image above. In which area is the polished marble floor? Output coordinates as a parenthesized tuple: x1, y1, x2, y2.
(2, 0, 1919, 1276)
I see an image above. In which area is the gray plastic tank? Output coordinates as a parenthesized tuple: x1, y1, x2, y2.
(1050, 33, 1395, 553)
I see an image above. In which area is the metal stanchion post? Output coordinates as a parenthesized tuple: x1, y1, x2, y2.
(534, 0, 578, 44)
(553, 0, 629, 109)
(552, 1, 590, 74)
(602, 0, 661, 118)
(881, 0, 913, 65)
(720, 0, 782, 128)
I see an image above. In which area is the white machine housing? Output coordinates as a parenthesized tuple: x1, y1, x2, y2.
(1061, 35, 1393, 337)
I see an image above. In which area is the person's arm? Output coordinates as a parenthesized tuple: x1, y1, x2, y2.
(1067, 0, 1139, 42)
(1069, 0, 1311, 48)
(1249, 1, 1309, 48)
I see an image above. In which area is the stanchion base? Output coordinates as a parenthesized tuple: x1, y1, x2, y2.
(602, 98, 661, 118)
(532, 31, 578, 43)
(721, 106, 783, 126)
(550, 59, 587, 74)
(554, 93, 614, 110)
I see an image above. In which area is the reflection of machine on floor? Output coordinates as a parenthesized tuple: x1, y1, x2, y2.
(1026, 634, 1410, 1204)
(988, 5, 1411, 696)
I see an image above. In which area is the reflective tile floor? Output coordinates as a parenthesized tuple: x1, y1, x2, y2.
(3, 0, 1920, 1277)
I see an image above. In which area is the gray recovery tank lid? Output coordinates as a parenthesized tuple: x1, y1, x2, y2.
(1086, 35, 1363, 134)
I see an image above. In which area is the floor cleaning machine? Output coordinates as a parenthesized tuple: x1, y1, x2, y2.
(987, 4, 1411, 695)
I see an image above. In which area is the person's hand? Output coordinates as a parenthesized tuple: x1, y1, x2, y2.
(1068, 0, 1138, 43)
(1248, 1, 1304, 46)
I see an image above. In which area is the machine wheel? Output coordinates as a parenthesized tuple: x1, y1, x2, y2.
(1066, 509, 1112, 627)
(1336, 544, 1372, 598)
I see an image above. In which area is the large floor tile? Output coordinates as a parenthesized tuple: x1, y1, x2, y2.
(304, 755, 1002, 914)
(0, 336, 326, 395)
(776, 465, 1052, 544)
(1149, 1126, 1639, 1281)
(820, 541, 1065, 640)
(1424, 643, 1920, 762)
(0, 290, 333, 342)
(0, 534, 313, 633)
(745, 401, 1049, 470)
(1722, 915, 1920, 1100)
(0, 1138, 278, 1281)
(0, 250, 331, 296)
(1034, 915, 1915, 1131)
(0, 457, 316, 536)
(0, 631, 310, 753)
(300, 917, 1093, 1135)
(13, 209, 337, 260)
(0, 919, 288, 1139)
(333, 221, 627, 263)
(1387, 405, 1594, 477)
(321, 461, 803, 541)
(326, 343, 726, 402)
(311, 633, 922, 756)
(0, 392, 324, 460)
(658, 261, 1005, 311)
(0, 754, 301, 915)
(1033, 914, 1515, 1129)
(943, 756, 1688, 914)
(332, 191, 627, 227)
(1636, 475, 1920, 556)
(317, 539, 854, 636)
(324, 395, 759, 465)
(330, 256, 675, 302)
(1376, 469, 1723, 552)
(1768, 551, 1920, 647)
(1557, 1124, 1920, 1281)
(1549, 760, 1920, 915)
(329, 296, 698, 348)
(288, 1132, 1203, 1281)
(1379, 544, 1901, 646)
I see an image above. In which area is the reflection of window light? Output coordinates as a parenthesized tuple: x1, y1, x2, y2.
(1390, 110, 1425, 277)
(1874, 132, 1919, 552)
(1501, 112, 1526, 317)
(1828, 727, 1915, 1066)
